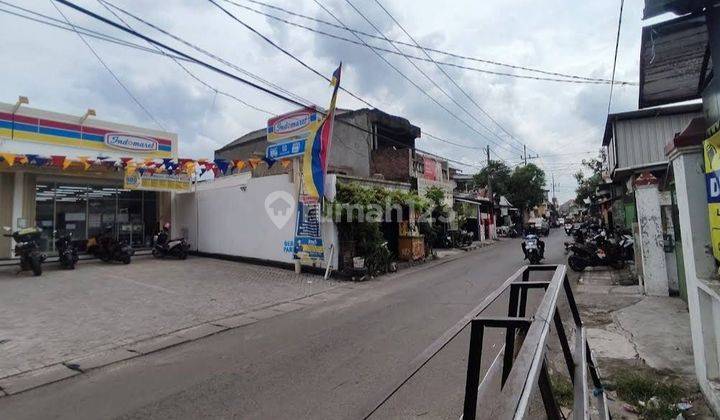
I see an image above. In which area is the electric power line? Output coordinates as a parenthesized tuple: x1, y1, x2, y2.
(607, 0, 624, 115)
(340, 0, 522, 157)
(74, 0, 492, 164)
(230, 0, 635, 85)
(95, 0, 275, 116)
(50, 0, 485, 170)
(308, 0, 516, 161)
(370, 0, 529, 154)
(221, 0, 631, 87)
(49, 0, 166, 131)
(99, 0, 314, 108)
(204, 0, 511, 160)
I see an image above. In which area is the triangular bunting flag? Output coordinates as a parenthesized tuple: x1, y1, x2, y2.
(51, 155, 66, 169)
(248, 158, 261, 169)
(1, 153, 16, 167)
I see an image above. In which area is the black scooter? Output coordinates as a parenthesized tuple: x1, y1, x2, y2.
(152, 227, 189, 259)
(87, 227, 133, 264)
(567, 232, 625, 272)
(521, 234, 544, 264)
(55, 231, 79, 269)
(3, 226, 46, 276)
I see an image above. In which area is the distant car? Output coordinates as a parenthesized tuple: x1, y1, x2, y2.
(531, 218, 550, 236)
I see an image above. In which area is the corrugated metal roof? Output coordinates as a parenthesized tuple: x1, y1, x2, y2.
(639, 14, 711, 108)
(608, 108, 702, 177)
(603, 103, 702, 145)
(642, 0, 709, 19)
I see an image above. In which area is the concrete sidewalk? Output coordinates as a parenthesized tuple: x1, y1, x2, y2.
(572, 267, 713, 418)
(0, 256, 346, 395)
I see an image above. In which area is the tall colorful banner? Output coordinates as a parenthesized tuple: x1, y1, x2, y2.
(292, 63, 342, 263)
(704, 129, 720, 261)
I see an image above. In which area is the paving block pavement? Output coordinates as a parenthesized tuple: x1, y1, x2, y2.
(0, 256, 342, 384)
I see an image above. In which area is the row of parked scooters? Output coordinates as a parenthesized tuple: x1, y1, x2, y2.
(563, 221, 634, 272)
(2, 223, 190, 276)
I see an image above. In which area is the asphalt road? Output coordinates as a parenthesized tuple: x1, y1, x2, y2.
(0, 229, 569, 420)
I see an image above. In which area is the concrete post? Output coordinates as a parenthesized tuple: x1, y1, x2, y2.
(633, 172, 669, 296)
(669, 145, 720, 414)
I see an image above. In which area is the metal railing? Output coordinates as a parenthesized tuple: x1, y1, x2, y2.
(363, 264, 609, 420)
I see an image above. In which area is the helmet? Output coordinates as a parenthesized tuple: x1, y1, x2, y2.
(163, 222, 171, 230)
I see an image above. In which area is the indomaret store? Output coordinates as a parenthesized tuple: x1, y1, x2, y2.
(0, 100, 178, 257)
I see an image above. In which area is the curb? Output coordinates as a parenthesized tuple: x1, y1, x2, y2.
(0, 285, 350, 398)
(0, 242, 499, 397)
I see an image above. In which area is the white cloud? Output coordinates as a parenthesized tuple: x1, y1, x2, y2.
(0, 0, 647, 201)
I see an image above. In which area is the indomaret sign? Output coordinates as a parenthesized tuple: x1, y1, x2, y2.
(266, 107, 320, 143)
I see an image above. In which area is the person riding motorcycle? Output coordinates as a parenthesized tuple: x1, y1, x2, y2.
(521, 226, 545, 263)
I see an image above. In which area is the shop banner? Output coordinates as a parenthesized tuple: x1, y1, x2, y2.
(124, 171, 192, 192)
(704, 130, 720, 261)
(294, 194, 324, 261)
(267, 107, 320, 143)
(266, 138, 306, 159)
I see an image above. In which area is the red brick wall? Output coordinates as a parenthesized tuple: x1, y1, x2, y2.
(370, 148, 412, 182)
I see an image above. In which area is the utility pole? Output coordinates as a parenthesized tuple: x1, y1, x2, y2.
(520, 145, 540, 166)
(552, 173, 556, 201)
(486, 145, 494, 240)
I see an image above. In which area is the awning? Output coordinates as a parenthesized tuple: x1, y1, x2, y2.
(639, 14, 711, 108)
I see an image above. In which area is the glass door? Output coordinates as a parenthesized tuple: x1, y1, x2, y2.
(55, 184, 88, 250)
(35, 183, 56, 252)
(118, 189, 143, 247)
(88, 186, 118, 245)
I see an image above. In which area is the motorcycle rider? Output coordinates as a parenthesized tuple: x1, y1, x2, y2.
(521, 225, 546, 259)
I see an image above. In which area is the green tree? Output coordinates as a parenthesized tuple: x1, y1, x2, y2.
(506, 163, 546, 213)
(472, 160, 511, 197)
(574, 150, 605, 205)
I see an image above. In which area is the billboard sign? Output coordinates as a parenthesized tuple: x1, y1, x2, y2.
(267, 107, 319, 143)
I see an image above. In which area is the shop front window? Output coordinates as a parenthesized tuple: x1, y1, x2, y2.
(118, 189, 144, 247)
(34, 181, 159, 253)
(55, 184, 88, 250)
(35, 183, 55, 252)
(88, 187, 118, 243)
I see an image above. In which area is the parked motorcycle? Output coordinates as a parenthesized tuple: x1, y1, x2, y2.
(521, 234, 544, 264)
(3, 226, 46, 276)
(55, 231, 79, 269)
(459, 230, 474, 247)
(87, 227, 133, 264)
(567, 231, 625, 272)
(152, 224, 189, 259)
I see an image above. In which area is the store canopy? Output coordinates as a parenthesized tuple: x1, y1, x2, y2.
(639, 13, 711, 108)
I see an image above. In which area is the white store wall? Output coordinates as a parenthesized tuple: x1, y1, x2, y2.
(173, 172, 338, 269)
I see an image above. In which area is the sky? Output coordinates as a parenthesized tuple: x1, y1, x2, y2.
(0, 0, 664, 202)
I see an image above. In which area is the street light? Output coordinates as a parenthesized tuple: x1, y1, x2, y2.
(79, 108, 96, 126)
(11, 96, 29, 114)
(10, 96, 29, 139)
